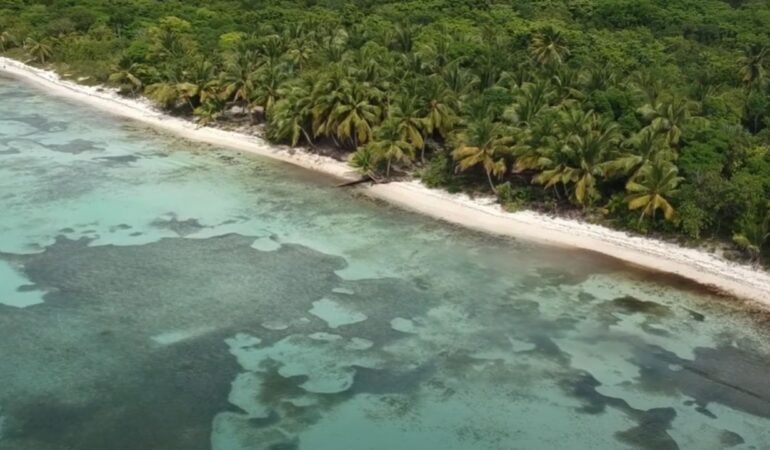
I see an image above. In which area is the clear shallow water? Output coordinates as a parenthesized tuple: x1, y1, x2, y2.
(1, 77, 770, 450)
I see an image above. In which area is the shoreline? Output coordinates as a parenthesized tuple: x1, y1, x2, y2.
(3, 56, 770, 307)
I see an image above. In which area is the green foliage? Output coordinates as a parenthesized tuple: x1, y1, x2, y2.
(4, 0, 770, 261)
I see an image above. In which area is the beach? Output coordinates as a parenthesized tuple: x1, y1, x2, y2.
(2, 55, 769, 307)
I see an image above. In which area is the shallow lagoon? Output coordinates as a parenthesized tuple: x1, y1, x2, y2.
(1, 77, 769, 450)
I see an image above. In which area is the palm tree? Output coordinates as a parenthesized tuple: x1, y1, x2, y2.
(178, 58, 219, 109)
(389, 94, 426, 159)
(109, 61, 149, 97)
(733, 217, 769, 262)
(638, 97, 696, 147)
(219, 50, 261, 110)
(441, 62, 479, 97)
(581, 63, 618, 95)
(421, 77, 459, 139)
(416, 38, 458, 74)
(625, 160, 682, 224)
(550, 67, 584, 104)
(390, 22, 417, 53)
(24, 38, 53, 64)
(145, 81, 186, 110)
(286, 38, 315, 70)
(738, 45, 767, 92)
(0, 30, 15, 52)
(252, 63, 291, 117)
(631, 71, 664, 105)
(529, 27, 570, 67)
(193, 99, 224, 126)
(367, 120, 416, 177)
(349, 145, 379, 176)
(325, 82, 383, 148)
(505, 80, 556, 126)
(452, 119, 512, 193)
(533, 111, 622, 207)
(267, 80, 314, 146)
(607, 128, 672, 181)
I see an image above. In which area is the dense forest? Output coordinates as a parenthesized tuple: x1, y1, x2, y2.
(2, 0, 770, 262)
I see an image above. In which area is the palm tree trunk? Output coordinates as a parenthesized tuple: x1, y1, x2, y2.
(301, 127, 315, 148)
(485, 169, 497, 194)
(386, 159, 392, 178)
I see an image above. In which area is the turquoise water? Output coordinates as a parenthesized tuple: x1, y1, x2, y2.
(1, 76, 769, 450)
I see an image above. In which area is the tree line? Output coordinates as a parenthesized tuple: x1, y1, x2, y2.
(2, 0, 769, 262)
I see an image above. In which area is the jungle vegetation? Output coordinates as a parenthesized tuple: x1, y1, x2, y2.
(2, 0, 770, 261)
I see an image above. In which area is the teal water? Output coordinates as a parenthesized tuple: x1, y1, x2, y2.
(1, 76, 769, 450)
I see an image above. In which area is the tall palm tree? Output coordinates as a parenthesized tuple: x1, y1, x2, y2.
(529, 27, 570, 67)
(416, 38, 459, 74)
(607, 128, 672, 181)
(581, 63, 618, 95)
(0, 29, 15, 52)
(638, 97, 696, 147)
(252, 63, 291, 117)
(441, 62, 479, 97)
(390, 22, 417, 53)
(739, 45, 767, 92)
(625, 160, 682, 224)
(219, 50, 261, 110)
(733, 217, 769, 262)
(349, 145, 378, 176)
(367, 120, 416, 177)
(179, 58, 219, 109)
(389, 95, 426, 159)
(551, 67, 584, 104)
(24, 38, 53, 64)
(505, 80, 556, 127)
(267, 80, 314, 146)
(452, 119, 512, 193)
(325, 83, 383, 148)
(534, 111, 621, 207)
(109, 61, 150, 97)
(421, 77, 459, 139)
(631, 71, 664, 105)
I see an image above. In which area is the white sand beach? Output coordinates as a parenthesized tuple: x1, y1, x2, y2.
(3, 56, 769, 307)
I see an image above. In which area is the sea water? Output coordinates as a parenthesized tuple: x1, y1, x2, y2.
(1, 76, 769, 450)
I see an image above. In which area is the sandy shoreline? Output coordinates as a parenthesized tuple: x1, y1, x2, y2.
(3, 56, 770, 307)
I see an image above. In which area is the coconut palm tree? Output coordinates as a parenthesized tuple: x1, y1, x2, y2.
(325, 82, 383, 148)
(441, 62, 479, 97)
(631, 71, 664, 105)
(733, 217, 769, 262)
(529, 27, 570, 67)
(178, 58, 219, 109)
(606, 128, 672, 181)
(24, 38, 53, 64)
(0, 29, 15, 52)
(533, 111, 622, 207)
(252, 63, 291, 117)
(452, 119, 513, 193)
(421, 77, 459, 139)
(349, 145, 379, 176)
(389, 94, 426, 158)
(625, 160, 682, 224)
(390, 22, 417, 53)
(638, 97, 696, 147)
(739, 45, 767, 92)
(220, 50, 261, 110)
(581, 63, 618, 95)
(267, 80, 314, 146)
(367, 120, 416, 177)
(109, 61, 150, 97)
(505, 80, 556, 127)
